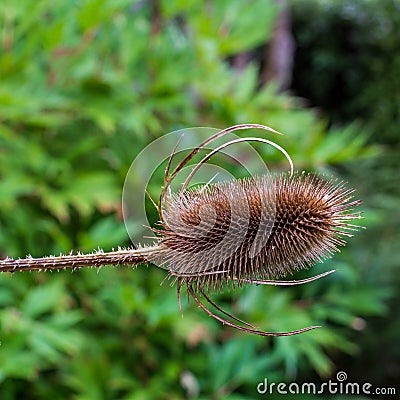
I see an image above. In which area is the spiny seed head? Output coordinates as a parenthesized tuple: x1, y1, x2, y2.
(152, 172, 362, 292)
(0, 122, 364, 337)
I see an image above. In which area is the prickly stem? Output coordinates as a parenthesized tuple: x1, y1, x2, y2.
(0, 246, 158, 273)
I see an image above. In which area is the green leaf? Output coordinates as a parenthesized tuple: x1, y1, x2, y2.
(21, 279, 65, 318)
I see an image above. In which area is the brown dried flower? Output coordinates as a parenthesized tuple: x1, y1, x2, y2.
(0, 124, 363, 337)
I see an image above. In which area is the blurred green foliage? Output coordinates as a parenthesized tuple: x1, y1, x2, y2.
(291, 0, 400, 145)
(0, 0, 395, 399)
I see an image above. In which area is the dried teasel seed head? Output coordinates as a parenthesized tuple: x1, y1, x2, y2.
(0, 123, 364, 337)
(152, 172, 362, 294)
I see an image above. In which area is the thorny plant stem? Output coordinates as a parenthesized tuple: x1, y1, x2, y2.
(0, 246, 159, 273)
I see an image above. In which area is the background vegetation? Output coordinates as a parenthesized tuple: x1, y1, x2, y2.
(0, 0, 398, 398)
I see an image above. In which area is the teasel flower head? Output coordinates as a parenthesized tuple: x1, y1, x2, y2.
(155, 172, 361, 291)
(0, 124, 363, 337)
(146, 124, 363, 336)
